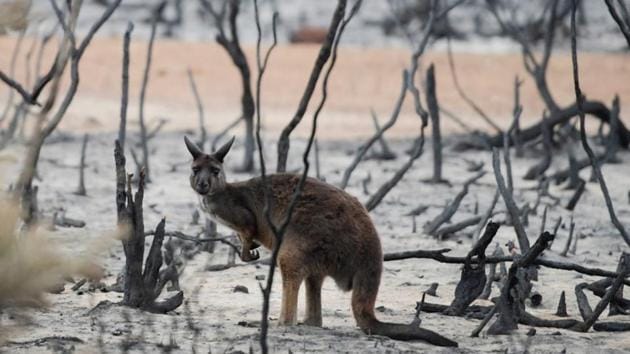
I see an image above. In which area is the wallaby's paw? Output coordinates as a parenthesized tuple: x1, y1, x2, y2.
(277, 318, 297, 327)
(241, 249, 260, 262)
(248, 249, 260, 261)
(301, 318, 323, 327)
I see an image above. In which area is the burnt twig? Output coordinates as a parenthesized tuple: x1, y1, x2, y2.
(74, 134, 88, 196)
(365, 133, 425, 212)
(423, 171, 485, 236)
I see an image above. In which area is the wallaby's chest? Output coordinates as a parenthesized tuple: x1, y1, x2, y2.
(199, 196, 235, 229)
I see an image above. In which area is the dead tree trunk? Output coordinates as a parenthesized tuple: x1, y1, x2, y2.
(426, 64, 446, 184)
(443, 222, 500, 316)
(487, 232, 554, 335)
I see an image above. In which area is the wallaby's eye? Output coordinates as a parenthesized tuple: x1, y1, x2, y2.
(192, 166, 200, 174)
(211, 167, 220, 175)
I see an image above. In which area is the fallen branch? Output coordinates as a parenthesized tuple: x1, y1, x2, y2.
(435, 215, 482, 239)
(383, 248, 630, 285)
(572, 253, 630, 332)
(488, 101, 630, 148)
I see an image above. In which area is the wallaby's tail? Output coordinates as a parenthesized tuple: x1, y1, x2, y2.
(351, 267, 458, 347)
(363, 320, 458, 347)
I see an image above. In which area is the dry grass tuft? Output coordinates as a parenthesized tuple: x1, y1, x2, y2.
(0, 198, 105, 308)
(0, 0, 32, 33)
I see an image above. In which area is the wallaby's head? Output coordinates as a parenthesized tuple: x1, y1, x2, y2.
(184, 136, 234, 195)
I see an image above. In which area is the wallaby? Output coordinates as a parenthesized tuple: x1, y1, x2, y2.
(185, 136, 457, 347)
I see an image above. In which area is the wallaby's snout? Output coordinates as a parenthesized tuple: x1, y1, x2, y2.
(194, 176, 210, 195)
(184, 136, 235, 195)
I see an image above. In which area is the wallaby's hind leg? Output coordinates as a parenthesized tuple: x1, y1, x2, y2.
(351, 266, 382, 331)
(303, 275, 324, 326)
(278, 259, 303, 326)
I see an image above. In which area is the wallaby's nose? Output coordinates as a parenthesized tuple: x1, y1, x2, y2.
(197, 181, 209, 193)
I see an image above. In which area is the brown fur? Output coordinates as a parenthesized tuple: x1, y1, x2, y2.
(184, 137, 457, 347)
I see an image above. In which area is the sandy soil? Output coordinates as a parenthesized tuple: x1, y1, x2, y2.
(1, 37, 629, 140)
(0, 130, 629, 353)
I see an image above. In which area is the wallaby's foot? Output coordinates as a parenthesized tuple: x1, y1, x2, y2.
(240, 248, 260, 262)
(302, 317, 323, 327)
(277, 316, 298, 326)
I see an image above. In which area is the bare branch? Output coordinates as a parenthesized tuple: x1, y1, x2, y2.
(138, 3, 163, 183)
(187, 67, 207, 150)
(570, 0, 630, 247)
(276, 0, 349, 172)
(605, 0, 630, 48)
(365, 132, 425, 211)
(493, 148, 530, 252)
(119, 22, 133, 151)
(340, 71, 408, 189)
(445, 34, 500, 133)
(424, 171, 485, 236)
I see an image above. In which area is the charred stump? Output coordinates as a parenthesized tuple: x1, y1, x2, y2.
(114, 140, 183, 313)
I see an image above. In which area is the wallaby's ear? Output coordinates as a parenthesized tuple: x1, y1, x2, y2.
(184, 136, 203, 159)
(213, 136, 235, 163)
